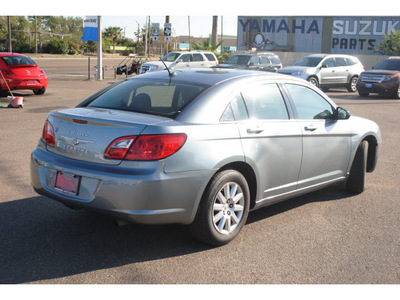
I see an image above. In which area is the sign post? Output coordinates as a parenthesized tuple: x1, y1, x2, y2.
(81, 16, 102, 80)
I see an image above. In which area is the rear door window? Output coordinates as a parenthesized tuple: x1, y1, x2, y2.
(193, 53, 204, 61)
(242, 84, 289, 120)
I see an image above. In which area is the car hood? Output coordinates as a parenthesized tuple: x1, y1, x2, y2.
(362, 69, 399, 75)
(142, 61, 172, 67)
(46, 107, 170, 165)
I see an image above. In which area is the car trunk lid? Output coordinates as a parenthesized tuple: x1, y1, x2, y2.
(9, 65, 43, 77)
(46, 107, 170, 165)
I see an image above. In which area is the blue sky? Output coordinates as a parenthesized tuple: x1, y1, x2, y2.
(101, 16, 238, 39)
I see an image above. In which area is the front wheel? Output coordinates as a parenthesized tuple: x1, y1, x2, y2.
(307, 76, 319, 88)
(393, 84, 400, 99)
(346, 141, 367, 194)
(190, 170, 250, 246)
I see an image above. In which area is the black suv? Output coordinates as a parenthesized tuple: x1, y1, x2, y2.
(215, 52, 282, 72)
(356, 57, 400, 99)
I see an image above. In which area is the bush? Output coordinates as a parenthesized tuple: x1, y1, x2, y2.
(44, 39, 69, 54)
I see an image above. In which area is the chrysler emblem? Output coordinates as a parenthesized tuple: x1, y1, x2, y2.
(61, 136, 93, 146)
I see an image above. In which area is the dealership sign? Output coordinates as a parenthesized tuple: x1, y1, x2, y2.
(238, 16, 400, 55)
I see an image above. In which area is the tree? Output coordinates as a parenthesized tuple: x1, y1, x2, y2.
(373, 29, 400, 56)
(191, 38, 222, 53)
(104, 26, 123, 54)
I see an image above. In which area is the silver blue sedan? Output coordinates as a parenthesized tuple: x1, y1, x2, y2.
(31, 69, 381, 246)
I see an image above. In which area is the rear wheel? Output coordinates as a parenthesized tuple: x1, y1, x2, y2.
(347, 76, 358, 92)
(190, 170, 250, 246)
(346, 141, 367, 194)
(33, 87, 46, 95)
(0, 87, 8, 97)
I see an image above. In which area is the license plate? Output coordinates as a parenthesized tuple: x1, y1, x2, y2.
(25, 80, 36, 85)
(365, 83, 373, 88)
(55, 171, 80, 196)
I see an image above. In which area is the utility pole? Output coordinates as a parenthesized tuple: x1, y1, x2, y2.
(188, 16, 191, 51)
(211, 16, 218, 47)
(220, 16, 223, 52)
(35, 16, 38, 53)
(7, 16, 12, 52)
(97, 16, 103, 80)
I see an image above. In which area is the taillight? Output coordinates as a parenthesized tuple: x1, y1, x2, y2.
(2, 70, 16, 76)
(104, 136, 137, 159)
(42, 120, 55, 147)
(105, 134, 187, 161)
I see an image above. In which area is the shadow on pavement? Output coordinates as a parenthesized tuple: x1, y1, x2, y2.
(0, 185, 349, 283)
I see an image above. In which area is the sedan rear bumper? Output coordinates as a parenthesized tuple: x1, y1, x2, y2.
(30, 146, 210, 225)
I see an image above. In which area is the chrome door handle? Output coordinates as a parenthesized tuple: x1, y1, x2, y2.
(305, 125, 317, 131)
(247, 127, 264, 134)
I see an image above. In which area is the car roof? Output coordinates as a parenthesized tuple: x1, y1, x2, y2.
(304, 54, 356, 58)
(133, 68, 299, 86)
(233, 52, 276, 56)
(0, 52, 27, 57)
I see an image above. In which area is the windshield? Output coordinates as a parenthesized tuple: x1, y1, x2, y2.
(225, 55, 251, 66)
(161, 52, 181, 62)
(1, 55, 36, 66)
(374, 59, 400, 71)
(292, 57, 323, 67)
(86, 79, 210, 118)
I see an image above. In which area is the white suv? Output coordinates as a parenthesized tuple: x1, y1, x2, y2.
(278, 54, 365, 92)
(139, 51, 219, 74)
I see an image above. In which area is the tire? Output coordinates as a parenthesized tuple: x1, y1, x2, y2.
(33, 87, 46, 95)
(346, 141, 367, 194)
(190, 170, 250, 246)
(0, 87, 8, 97)
(393, 84, 400, 99)
(347, 76, 358, 92)
(307, 76, 319, 88)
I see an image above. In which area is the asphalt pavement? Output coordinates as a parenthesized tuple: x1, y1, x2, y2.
(0, 57, 399, 286)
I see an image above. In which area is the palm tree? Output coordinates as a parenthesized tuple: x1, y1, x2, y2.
(104, 26, 123, 54)
(191, 38, 222, 53)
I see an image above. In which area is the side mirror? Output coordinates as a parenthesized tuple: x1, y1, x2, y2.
(176, 59, 183, 63)
(335, 107, 351, 120)
(321, 64, 328, 68)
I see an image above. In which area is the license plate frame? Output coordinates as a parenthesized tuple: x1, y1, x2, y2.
(55, 171, 81, 196)
(25, 80, 36, 86)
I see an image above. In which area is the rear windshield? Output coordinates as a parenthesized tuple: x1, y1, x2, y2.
(1, 55, 36, 66)
(86, 79, 209, 118)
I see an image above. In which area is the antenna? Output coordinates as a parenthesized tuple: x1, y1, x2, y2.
(160, 56, 177, 77)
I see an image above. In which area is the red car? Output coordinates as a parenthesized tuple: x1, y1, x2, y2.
(0, 52, 48, 96)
